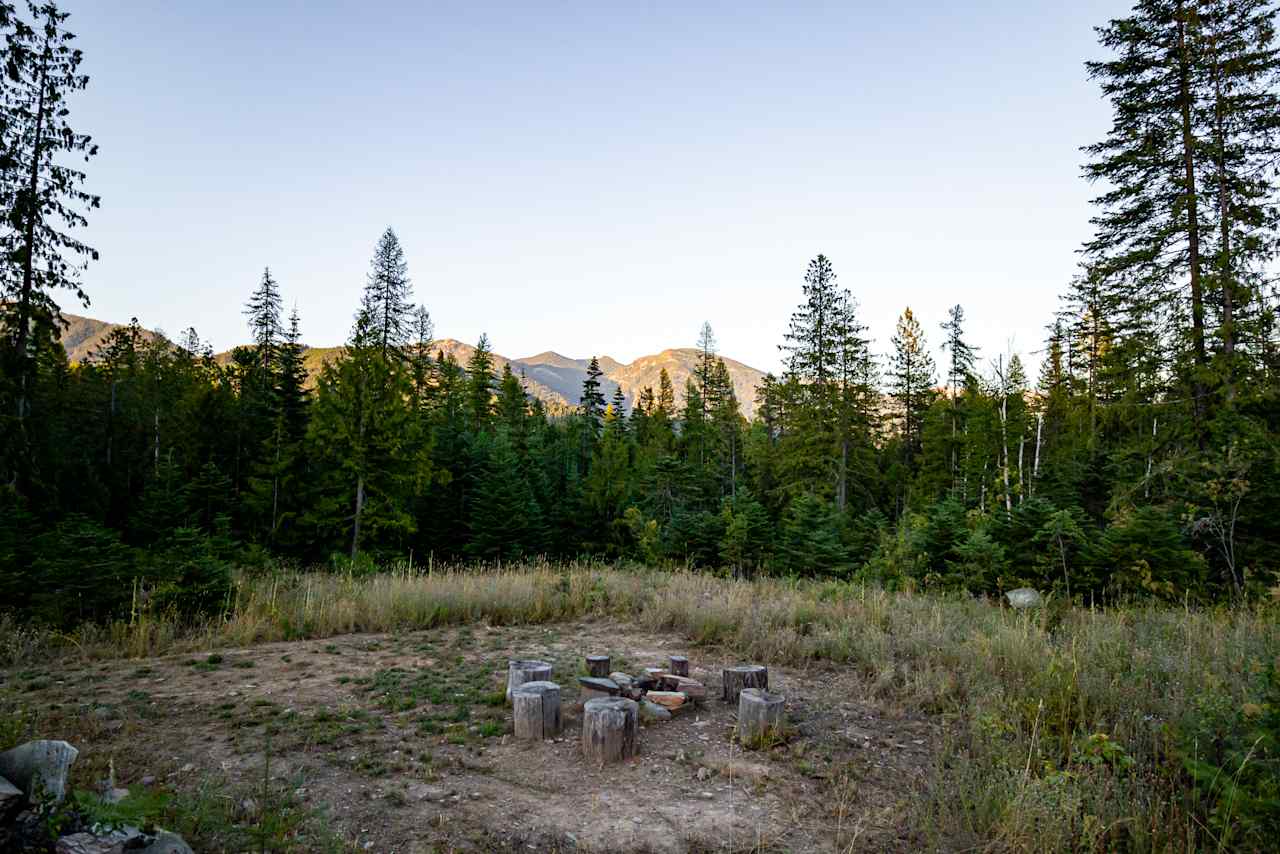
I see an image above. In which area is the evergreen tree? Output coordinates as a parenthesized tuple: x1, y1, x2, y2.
(888, 307, 936, 478)
(243, 267, 282, 375)
(465, 334, 496, 430)
(361, 227, 413, 360)
(0, 1, 98, 491)
(304, 308, 417, 558)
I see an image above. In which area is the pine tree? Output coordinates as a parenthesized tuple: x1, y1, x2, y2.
(609, 385, 627, 431)
(694, 321, 717, 418)
(361, 227, 413, 360)
(304, 307, 417, 558)
(889, 307, 936, 473)
(1, 1, 98, 489)
(244, 268, 282, 375)
(1197, 0, 1280, 396)
(465, 334, 496, 430)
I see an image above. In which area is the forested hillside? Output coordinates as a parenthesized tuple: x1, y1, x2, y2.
(2, 0, 1280, 630)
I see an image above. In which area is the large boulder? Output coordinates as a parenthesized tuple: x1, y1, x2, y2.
(0, 740, 79, 803)
(1005, 587, 1043, 609)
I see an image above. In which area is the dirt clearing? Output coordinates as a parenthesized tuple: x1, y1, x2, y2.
(2, 620, 943, 852)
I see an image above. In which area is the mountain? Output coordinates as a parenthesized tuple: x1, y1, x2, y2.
(56, 314, 768, 418)
(60, 313, 160, 362)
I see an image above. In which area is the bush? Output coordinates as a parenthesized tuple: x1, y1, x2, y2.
(1101, 505, 1206, 600)
(1180, 661, 1280, 847)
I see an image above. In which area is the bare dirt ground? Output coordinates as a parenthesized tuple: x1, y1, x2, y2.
(2, 621, 944, 852)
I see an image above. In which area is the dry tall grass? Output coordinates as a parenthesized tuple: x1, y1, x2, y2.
(2, 560, 1276, 851)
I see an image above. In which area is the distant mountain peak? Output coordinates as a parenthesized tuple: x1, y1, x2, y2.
(517, 350, 584, 370)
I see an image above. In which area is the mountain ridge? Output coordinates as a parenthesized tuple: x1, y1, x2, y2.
(57, 314, 767, 418)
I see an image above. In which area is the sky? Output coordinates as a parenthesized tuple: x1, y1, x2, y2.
(59, 0, 1132, 376)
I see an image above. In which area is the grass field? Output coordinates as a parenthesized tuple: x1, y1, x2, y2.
(2, 562, 1277, 852)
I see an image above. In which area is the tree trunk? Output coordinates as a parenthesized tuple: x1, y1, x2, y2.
(1210, 34, 1235, 400)
(1176, 4, 1208, 438)
(737, 688, 785, 746)
(11, 37, 51, 472)
(721, 665, 768, 703)
(512, 681, 561, 740)
(350, 474, 365, 559)
(586, 655, 610, 678)
(581, 697, 638, 765)
(668, 655, 689, 677)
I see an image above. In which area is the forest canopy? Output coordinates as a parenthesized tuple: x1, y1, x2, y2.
(2, 0, 1280, 627)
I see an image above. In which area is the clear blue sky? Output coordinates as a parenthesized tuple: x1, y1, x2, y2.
(61, 0, 1131, 376)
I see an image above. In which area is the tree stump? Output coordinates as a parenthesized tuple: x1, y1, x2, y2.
(577, 677, 620, 707)
(668, 655, 689, 677)
(722, 664, 768, 702)
(581, 697, 639, 765)
(506, 659, 553, 704)
(513, 681, 562, 740)
(737, 688, 785, 746)
(586, 655, 611, 677)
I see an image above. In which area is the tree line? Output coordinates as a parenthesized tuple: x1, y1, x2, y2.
(1, 0, 1279, 627)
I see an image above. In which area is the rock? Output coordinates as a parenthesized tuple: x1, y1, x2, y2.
(140, 775, 156, 786)
(103, 787, 130, 805)
(0, 740, 79, 804)
(55, 826, 142, 854)
(609, 672, 634, 689)
(137, 831, 195, 854)
(1005, 587, 1043, 609)
(406, 783, 451, 803)
(0, 775, 22, 818)
(646, 691, 687, 710)
(235, 797, 259, 821)
(639, 700, 672, 722)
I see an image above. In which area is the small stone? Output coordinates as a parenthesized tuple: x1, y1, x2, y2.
(236, 797, 259, 820)
(179, 763, 194, 773)
(700, 791, 714, 800)
(406, 783, 450, 803)
(140, 775, 156, 786)
(137, 831, 195, 854)
(104, 787, 130, 805)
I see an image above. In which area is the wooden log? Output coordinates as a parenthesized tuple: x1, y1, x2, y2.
(506, 659, 553, 704)
(513, 681, 562, 740)
(666, 675, 706, 701)
(581, 697, 639, 764)
(586, 655, 611, 677)
(646, 691, 687, 710)
(668, 655, 689, 677)
(722, 664, 768, 703)
(737, 688, 785, 746)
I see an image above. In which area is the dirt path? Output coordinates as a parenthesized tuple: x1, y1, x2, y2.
(3, 621, 942, 852)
